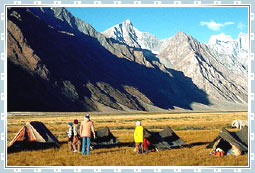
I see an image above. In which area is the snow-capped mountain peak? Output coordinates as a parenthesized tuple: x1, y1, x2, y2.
(209, 33, 233, 41)
(103, 19, 141, 48)
(207, 32, 248, 74)
(103, 19, 161, 52)
(208, 32, 248, 55)
(122, 19, 131, 24)
(208, 33, 236, 53)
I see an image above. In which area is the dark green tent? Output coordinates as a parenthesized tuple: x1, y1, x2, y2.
(144, 126, 185, 150)
(206, 126, 248, 153)
(91, 127, 119, 146)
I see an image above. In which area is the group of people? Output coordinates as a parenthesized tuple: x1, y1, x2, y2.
(67, 115, 155, 155)
(67, 114, 96, 155)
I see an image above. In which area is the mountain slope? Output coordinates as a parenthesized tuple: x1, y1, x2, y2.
(8, 7, 212, 112)
(103, 20, 248, 109)
(158, 32, 248, 107)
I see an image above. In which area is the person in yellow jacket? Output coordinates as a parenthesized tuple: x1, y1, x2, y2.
(134, 121, 144, 154)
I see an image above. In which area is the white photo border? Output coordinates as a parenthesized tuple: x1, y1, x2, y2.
(0, 0, 254, 172)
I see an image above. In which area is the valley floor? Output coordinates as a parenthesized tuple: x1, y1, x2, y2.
(7, 111, 248, 166)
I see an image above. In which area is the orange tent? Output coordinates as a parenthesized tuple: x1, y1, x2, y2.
(9, 121, 59, 147)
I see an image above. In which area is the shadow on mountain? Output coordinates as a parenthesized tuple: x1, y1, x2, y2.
(7, 7, 210, 112)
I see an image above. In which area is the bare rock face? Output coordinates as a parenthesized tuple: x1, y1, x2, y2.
(158, 32, 248, 105)
(7, 7, 247, 112)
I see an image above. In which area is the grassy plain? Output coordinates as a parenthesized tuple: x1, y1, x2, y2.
(7, 111, 248, 166)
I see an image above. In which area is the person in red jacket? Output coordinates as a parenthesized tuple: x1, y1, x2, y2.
(143, 138, 150, 151)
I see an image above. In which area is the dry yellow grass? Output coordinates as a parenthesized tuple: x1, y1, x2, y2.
(7, 111, 248, 166)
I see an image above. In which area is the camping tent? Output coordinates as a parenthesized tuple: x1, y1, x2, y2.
(206, 126, 248, 153)
(143, 126, 185, 150)
(91, 127, 119, 146)
(9, 121, 59, 148)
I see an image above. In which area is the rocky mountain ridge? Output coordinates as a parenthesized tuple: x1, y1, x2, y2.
(103, 20, 249, 75)
(7, 7, 248, 112)
(103, 20, 248, 104)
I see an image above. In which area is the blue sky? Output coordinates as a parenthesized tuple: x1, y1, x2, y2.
(66, 7, 248, 43)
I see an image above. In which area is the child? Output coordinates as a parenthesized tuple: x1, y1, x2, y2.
(72, 119, 81, 152)
(67, 122, 73, 151)
(134, 121, 144, 154)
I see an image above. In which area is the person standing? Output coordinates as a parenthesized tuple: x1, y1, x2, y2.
(72, 119, 81, 152)
(134, 121, 144, 154)
(67, 122, 73, 151)
(79, 114, 96, 155)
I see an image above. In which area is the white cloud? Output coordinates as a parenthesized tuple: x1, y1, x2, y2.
(237, 22, 246, 30)
(224, 22, 234, 25)
(200, 20, 234, 31)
